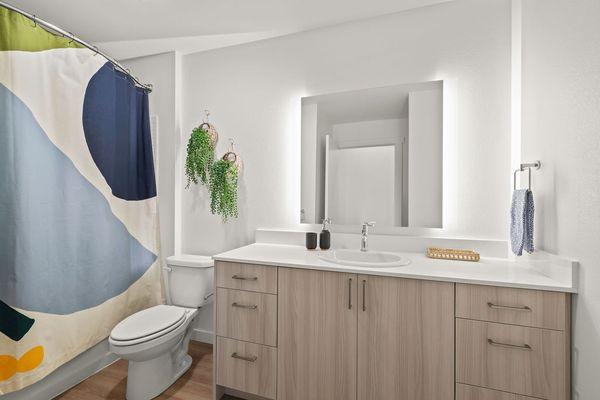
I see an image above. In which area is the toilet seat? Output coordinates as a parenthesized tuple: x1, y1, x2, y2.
(110, 305, 189, 346)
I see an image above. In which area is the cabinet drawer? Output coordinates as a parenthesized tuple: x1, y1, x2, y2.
(216, 288, 277, 346)
(456, 319, 568, 400)
(216, 337, 277, 400)
(456, 284, 568, 330)
(456, 384, 541, 400)
(216, 261, 278, 294)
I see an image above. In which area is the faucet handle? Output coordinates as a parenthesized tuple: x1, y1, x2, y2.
(361, 221, 376, 235)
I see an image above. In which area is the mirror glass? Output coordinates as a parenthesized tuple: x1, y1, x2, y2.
(301, 81, 443, 228)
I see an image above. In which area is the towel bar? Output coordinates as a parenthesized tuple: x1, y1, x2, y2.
(513, 161, 541, 190)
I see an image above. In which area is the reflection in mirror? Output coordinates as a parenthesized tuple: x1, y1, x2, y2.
(301, 81, 442, 228)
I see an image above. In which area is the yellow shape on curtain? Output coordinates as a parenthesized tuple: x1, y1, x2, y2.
(0, 346, 44, 382)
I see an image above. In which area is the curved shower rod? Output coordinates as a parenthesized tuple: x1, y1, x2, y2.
(0, 1, 153, 92)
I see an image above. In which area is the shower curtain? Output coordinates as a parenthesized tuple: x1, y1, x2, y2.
(0, 7, 162, 394)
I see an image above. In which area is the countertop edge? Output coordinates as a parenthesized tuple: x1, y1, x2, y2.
(212, 245, 577, 294)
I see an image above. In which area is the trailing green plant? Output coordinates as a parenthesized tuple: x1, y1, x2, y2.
(185, 127, 215, 188)
(209, 159, 239, 221)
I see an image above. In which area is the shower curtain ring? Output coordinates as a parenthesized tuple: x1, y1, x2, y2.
(31, 15, 37, 27)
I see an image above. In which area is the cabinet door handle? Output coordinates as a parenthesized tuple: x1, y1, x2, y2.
(487, 338, 532, 351)
(232, 274, 258, 281)
(487, 302, 531, 312)
(362, 280, 366, 311)
(231, 352, 258, 362)
(348, 278, 353, 309)
(231, 302, 258, 310)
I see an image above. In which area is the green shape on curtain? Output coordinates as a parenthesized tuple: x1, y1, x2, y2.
(0, 7, 84, 52)
(0, 300, 35, 341)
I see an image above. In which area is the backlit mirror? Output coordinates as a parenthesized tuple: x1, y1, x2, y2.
(301, 81, 443, 228)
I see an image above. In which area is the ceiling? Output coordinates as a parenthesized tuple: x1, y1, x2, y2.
(7, 0, 453, 58)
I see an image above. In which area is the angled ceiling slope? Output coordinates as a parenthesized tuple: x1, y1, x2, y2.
(7, 0, 454, 59)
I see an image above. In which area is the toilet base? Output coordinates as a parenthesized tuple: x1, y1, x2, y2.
(125, 348, 192, 400)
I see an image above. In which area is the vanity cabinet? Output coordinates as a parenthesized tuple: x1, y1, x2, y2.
(213, 261, 572, 400)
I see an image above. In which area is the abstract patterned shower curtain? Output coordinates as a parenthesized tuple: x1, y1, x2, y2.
(0, 7, 162, 394)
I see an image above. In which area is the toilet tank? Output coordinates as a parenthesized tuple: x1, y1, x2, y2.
(165, 255, 214, 308)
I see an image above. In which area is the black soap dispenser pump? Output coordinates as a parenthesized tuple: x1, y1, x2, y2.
(320, 218, 332, 250)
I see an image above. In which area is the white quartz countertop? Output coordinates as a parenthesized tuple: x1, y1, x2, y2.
(213, 243, 577, 293)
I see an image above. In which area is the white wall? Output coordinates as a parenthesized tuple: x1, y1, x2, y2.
(408, 89, 443, 228)
(521, 1, 600, 398)
(180, 0, 512, 258)
(122, 52, 179, 260)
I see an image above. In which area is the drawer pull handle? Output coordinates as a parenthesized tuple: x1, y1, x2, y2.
(231, 352, 258, 362)
(362, 280, 366, 312)
(232, 302, 258, 310)
(487, 338, 532, 351)
(232, 274, 258, 281)
(487, 302, 531, 312)
(348, 278, 353, 310)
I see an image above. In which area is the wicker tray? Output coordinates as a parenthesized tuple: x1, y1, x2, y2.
(427, 247, 480, 262)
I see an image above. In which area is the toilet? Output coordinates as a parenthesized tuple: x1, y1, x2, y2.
(109, 254, 214, 400)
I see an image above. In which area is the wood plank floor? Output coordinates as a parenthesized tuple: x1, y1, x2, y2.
(56, 341, 223, 400)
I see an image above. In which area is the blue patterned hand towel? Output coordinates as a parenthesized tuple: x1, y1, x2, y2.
(510, 189, 534, 256)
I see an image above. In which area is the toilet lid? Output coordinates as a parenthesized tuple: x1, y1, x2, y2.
(111, 305, 187, 342)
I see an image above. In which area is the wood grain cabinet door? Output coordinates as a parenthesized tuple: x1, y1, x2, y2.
(357, 275, 455, 400)
(277, 268, 358, 400)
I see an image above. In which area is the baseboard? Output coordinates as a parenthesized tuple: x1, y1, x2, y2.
(192, 328, 214, 344)
(2, 339, 118, 400)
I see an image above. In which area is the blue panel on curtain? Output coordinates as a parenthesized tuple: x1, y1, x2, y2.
(82, 62, 156, 201)
(0, 83, 157, 315)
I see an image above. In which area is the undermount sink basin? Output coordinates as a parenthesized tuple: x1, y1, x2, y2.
(319, 249, 410, 268)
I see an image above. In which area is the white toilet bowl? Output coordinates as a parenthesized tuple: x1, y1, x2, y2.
(109, 255, 213, 400)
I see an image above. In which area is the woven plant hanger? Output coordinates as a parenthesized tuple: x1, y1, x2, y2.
(199, 110, 218, 146)
(222, 138, 243, 174)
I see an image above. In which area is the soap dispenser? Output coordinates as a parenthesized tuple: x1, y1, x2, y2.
(320, 218, 332, 250)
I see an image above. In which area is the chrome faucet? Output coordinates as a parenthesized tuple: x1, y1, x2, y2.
(360, 221, 376, 252)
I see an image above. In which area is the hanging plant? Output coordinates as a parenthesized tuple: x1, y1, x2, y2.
(209, 159, 239, 221)
(185, 126, 215, 188)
